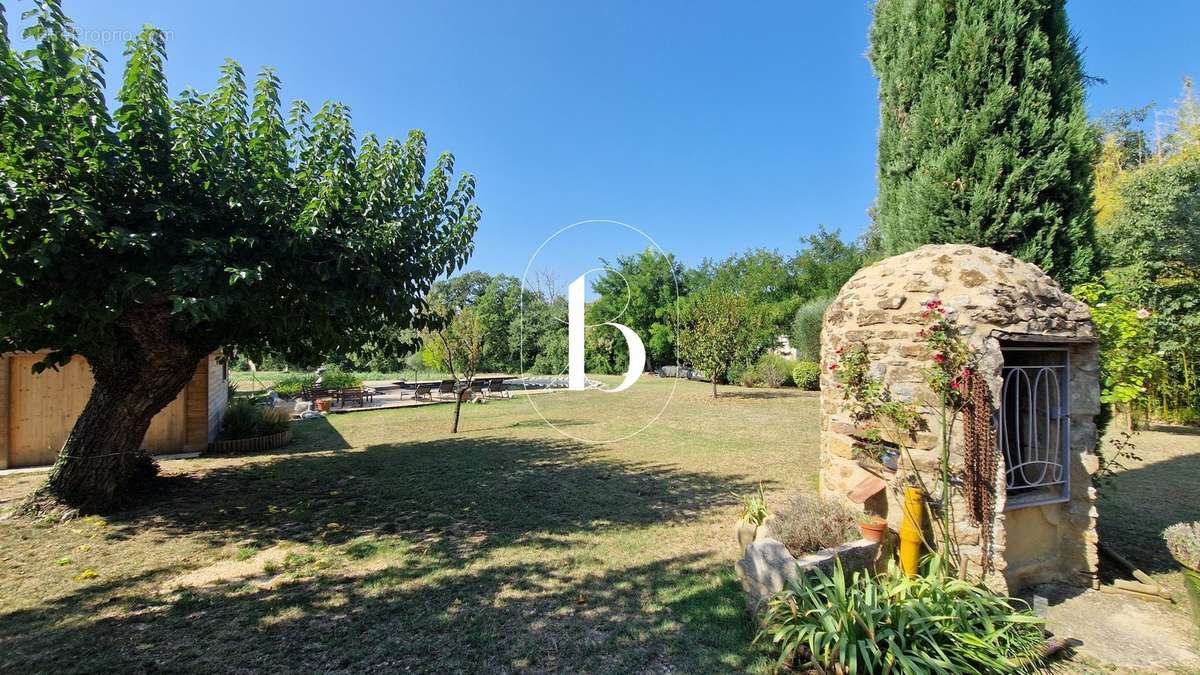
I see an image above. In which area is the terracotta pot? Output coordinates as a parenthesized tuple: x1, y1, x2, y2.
(314, 398, 332, 413)
(858, 518, 888, 544)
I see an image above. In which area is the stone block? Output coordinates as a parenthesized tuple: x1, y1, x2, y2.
(735, 538, 881, 612)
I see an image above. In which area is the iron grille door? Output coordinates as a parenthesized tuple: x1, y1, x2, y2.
(999, 348, 1071, 509)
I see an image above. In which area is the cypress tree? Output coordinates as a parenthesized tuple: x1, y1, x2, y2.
(869, 0, 1098, 287)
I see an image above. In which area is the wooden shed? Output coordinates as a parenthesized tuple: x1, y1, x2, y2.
(0, 351, 227, 469)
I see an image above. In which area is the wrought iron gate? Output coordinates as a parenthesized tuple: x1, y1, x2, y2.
(998, 348, 1071, 508)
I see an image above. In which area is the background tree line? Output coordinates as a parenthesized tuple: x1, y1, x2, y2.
(250, 0, 1199, 423)
(267, 227, 868, 386)
(1082, 81, 1200, 426)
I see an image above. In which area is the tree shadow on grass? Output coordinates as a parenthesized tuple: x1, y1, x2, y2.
(1098, 451, 1200, 575)
(104, 432, 765, 556)
(0, 548, 767, 673)
(0, 424, 778, 672)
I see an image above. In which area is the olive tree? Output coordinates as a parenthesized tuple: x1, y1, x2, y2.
(0, 3, 481, 512)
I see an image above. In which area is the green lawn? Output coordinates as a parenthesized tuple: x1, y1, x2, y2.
(2, 378, 1195, 673)
(0, 378, 817, 673)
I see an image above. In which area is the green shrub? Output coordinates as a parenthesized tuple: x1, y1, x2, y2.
(739, 367, 760, 388)
(273, 372, 316, 398)
(271, 365, 362, 397)
(222, 399, 265, 440)
(1162, 407, 1200, 426)
(759, 558, 1045, 673)
(756, 354, 793, 388)
(319, 364, 363, 390)
(221, 400, 291, 441)
(770, 491, 858, 556)
(790, 297, 832, 362)
(791, 360, 821, 391)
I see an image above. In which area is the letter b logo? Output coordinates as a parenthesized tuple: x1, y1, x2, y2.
(568, 273, 646, 393)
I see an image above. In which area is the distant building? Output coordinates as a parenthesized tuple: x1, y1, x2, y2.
(771, 335, 797, 360)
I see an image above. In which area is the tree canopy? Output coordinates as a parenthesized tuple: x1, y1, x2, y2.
(869, 0, 1098, 287)
(586, 248, 685, 372)
(1083, 81, 1200, 423)
(0, 2, 480, 511)
(676, 289, 759, 397)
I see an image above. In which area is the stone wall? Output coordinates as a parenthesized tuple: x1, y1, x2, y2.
(819, 244, 1100, 594)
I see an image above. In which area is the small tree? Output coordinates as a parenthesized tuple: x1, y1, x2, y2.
(423, 307, 484, 433)
(676, 290, 758, 397)
(0, 4, 480, 512)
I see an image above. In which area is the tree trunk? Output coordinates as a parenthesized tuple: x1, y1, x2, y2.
(450, 388, 466, 433)
(26, 298, 209, 514)
(712, 379, 718, 398)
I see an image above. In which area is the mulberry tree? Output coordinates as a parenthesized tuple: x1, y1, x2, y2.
(0, 2, 480, 512)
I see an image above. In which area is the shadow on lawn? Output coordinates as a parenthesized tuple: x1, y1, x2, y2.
(111, 428, 762, 556)
(0, 548, 761, 673)
(0, 422, 774, 671)
(1098, 449, 1200, 575)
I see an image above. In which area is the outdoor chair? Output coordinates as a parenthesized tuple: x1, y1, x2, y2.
(302, 385, 334, 401)
(437, 380, 456, 400)
(412, 383, 435, 401)
(486, 378, 511, 398)
(339, 387, 366, 407)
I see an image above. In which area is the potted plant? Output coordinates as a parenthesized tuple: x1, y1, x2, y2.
(858, 513, 888, 543)
(851, 430, 900, 475)
(1164, 521, 1200, 629)
(736, 484, 770, 553)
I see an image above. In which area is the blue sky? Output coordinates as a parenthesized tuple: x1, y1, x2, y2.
(10, 1, 1199, 283)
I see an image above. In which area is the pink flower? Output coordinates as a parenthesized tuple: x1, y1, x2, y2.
(950, 381, 960, 390)
(1136, 308, 1151, 320)
(933, 353, 946, 364)
(829, 363, 839, 371)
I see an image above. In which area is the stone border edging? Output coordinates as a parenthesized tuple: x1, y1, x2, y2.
(208, 428, 293, 454)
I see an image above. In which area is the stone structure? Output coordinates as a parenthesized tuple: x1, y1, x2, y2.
(820, 244, 1100, 593)
(736, 536, 881, 612)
